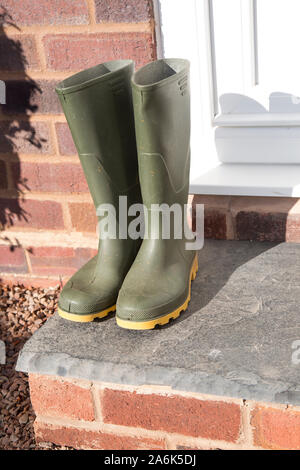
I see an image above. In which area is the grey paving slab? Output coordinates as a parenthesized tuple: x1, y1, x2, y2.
(17, 240, 300, 405)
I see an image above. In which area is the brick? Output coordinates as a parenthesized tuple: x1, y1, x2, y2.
(55, 123, 77, 156)
(231, 196, 298, 242)
(43, 33, 156, 71)
(28, 246, 97, 276)
(0, 273, 70, 288)
(235, 211, 286, 242)
(30, 246, 75, 260)
(0, 121, 53, 155)
(29, 374, 95, 422)
(29, 246, 76, 276)
(34, 420, 166, 450)
(0, 160, 7, 189)
(102, 389, 241, 443)
(286, 200, 300, 242)
(0, 245, 27, 273)
(286, 214, 300, 243)
(31, 265, 77, 277)
(252, 406, 300, 450)
(74, 248, 98, 268)
(1, 0, 88, 26)
(69, 202, 97, 233)
(0, 35, 39, 71)
(192, 195, 231, 239)
(11, 161, 89, 193)
(204, 210, 227, 240)
(3, 80, 61, 115)
(0, 198, 64, 230)
(94, 0, 152, 23)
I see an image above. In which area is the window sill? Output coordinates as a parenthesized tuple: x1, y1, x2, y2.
(214, 113, 300, 127)
(190, 163, 300, 197)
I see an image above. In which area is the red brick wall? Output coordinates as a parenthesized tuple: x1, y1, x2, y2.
(0, 1, 299, 286)
(192, 195, 300, 243)
(29, 374, 300, 450)
(0, 0, 156, 286)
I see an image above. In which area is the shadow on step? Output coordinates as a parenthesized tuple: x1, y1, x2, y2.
(162, 239, 279, 328)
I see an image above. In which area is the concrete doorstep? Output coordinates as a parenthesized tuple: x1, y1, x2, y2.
(17, 240, 300, 406)
(15, 239, 300, 450)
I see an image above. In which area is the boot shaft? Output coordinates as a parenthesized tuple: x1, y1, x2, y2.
(56, 60, 140, 211)
(131, 59, 191, 208)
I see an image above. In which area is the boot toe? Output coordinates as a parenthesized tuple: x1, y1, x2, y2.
(116, 282, 188, 323)
(116, 254, 197, 328)
(59, 286, 115, 315)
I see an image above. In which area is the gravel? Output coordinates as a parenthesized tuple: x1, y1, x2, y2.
(0, 283, 67, 450)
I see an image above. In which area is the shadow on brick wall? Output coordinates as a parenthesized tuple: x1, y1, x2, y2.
(0, 6, 45, 247)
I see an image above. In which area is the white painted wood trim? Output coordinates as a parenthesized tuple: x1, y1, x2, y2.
(214, 113, 300, 127)
(152, 0, 164, 59)
(190, 163, 300, 197)
(157, 1, 300, 197)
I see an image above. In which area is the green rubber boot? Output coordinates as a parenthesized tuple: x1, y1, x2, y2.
(56, 60, 141, 322)
(116, 59, 198, 330)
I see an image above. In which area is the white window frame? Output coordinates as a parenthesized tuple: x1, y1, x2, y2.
(154, 0, 300, 197)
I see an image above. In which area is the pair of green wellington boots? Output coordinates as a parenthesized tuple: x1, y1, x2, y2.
(56, 59, 198, 330)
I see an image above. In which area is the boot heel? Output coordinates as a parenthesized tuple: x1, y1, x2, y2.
(191, 255, 198, 281)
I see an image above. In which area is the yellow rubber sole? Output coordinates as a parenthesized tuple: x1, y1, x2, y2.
(116, 255, 198, 330)
(58, 304, 116, 323)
